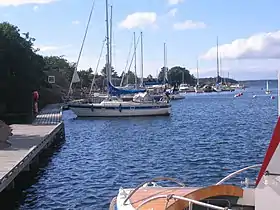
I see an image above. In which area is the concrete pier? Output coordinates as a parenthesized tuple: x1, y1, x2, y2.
(0, 104, 64, 192)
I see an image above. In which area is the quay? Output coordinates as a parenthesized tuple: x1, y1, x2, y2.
(0, 104, 65, 192)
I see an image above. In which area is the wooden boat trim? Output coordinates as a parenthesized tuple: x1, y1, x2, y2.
(166, 185, 243, 210)
(131, 185, 243, 209)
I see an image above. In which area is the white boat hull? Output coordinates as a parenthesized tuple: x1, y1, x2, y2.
(69, 104, 171, 117)
(169, 94, 185, 100)
(265, 90, 272, 94)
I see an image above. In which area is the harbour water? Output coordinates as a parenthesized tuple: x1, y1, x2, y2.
(3, 82, 279, 209)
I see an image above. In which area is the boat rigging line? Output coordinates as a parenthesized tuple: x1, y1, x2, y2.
(67, 0, 96, 97)
(121, 34, 141, 86)
(89, 38, 106, 96)
(120, 35, 134, 86)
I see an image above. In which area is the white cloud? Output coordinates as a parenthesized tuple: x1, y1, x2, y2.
(168, 0, 184, 5)
(119, 12, 157, 29)
(0, 0, 57, 6)
(35, 44, 71, 52)
(33, 5, 39, 11)
(167, 8, 177, 17)
(72, 20, 80, 25)
(36, 45, 60, 52)
(173, 20, 206, 30)
(201, 31, 280, 60)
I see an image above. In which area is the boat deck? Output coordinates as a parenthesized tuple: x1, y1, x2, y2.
(128, 185, 243, 209)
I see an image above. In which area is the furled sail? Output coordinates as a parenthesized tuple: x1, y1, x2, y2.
(108, 82, 146, 96)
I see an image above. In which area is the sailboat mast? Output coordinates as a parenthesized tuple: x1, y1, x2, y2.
(133, 32, 137, 87)
(227, 72, 229, 84)
(105, 0, 110, 95)
(140, 31, 144, 87)
(216, 36, 220, 84)
(267, 81, 269, 91)
(164, 43, 167, 83)
(67, 0, 95, 97)
(196, 60, 199, 86)
(109, 5, 113, 84)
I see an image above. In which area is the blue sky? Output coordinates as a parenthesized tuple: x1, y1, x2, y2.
(1, 0, 280, 80)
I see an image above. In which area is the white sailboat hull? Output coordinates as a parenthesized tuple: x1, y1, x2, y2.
(213, 87, 222, 92)
(69, 103, 171, 117)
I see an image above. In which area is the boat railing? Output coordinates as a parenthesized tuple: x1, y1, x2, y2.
(135, 194, 231, 210)
(215, 164, 261, 185)
(123, 177, 185, 205)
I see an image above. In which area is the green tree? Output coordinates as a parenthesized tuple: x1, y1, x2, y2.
(147, 74, 153, 81)
(0, 22, 46, 117)
(158, 66, 195, 85)
(78, 68, 94, 88)
(43, 55, 75, 83)
(120, 70, 139, 85)
(101, 64, 118, 78)
(169, 66, 195, 85)
(158, 67, 168, 82)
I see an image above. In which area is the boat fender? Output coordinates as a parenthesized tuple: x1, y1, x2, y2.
(91, 105, 94, 112)
(119, 104, 122, 112)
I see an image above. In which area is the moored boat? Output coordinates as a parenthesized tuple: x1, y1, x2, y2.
(69, 90, 171, 117)
(265, 80, 272, 94)
(68, 0, 171, 118)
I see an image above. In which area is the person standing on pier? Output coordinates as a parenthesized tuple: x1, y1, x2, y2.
(33, 90, 39, 115)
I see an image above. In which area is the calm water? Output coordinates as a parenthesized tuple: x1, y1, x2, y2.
(7, 84, 280, 209)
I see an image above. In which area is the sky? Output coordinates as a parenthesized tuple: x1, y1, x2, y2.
(1, 0, 280, 80)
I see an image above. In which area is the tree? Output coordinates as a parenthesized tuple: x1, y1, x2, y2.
(147, 74, 153, 81)
(168, 66, 196, 85)
(0, 22, 46, 116)
(125, 70, 138, 84)
(158, 67, 168, 82)
(101, 64, 118, 78)
(157, 66, 195, 85)
(77, 68, 94, 88)
(43, 56, 75, 82)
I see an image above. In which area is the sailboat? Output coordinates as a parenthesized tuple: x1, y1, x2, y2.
(120, 31, 147, 102)
(212, 37, 222, 92)
(164, 43, 185, 100)
(265, 80, 272, 94)
(109, 73, 280, 210)
(194, 60, 204, 93)
(68, 0, 171, 117)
